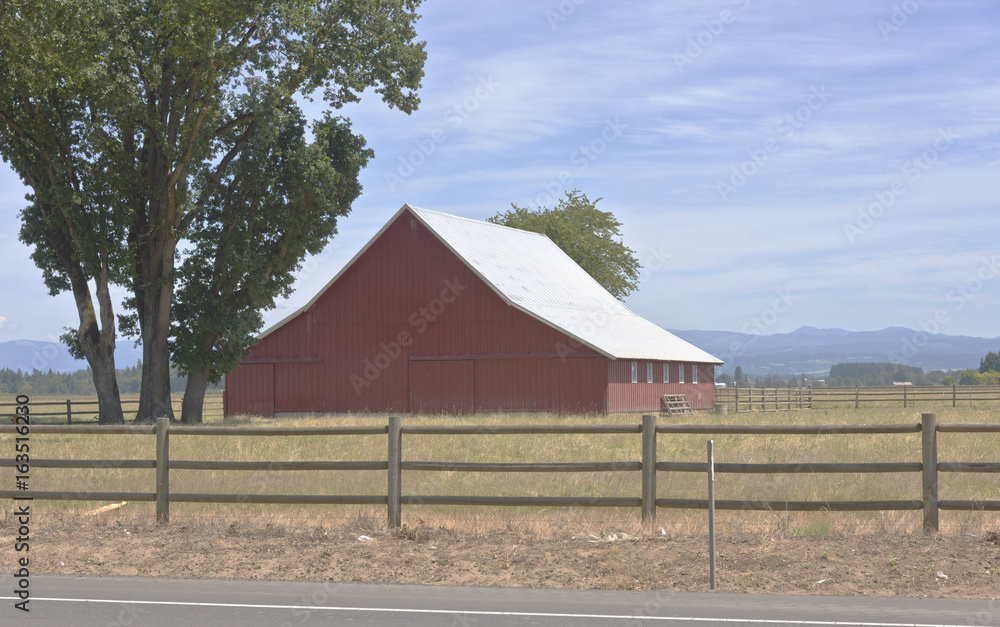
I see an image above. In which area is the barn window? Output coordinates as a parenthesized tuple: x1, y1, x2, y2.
(678, 363, 685, 384)
(692, 364, 698, 384)
(631, 361, 637, 383)
(663, 363, 669, 384)
(646, 362, 653, 383)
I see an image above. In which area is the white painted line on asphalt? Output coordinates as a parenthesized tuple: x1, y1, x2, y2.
(0, 596, 981, 626)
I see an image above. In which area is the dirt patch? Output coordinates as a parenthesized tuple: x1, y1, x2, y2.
(5, 511, 1000, 597)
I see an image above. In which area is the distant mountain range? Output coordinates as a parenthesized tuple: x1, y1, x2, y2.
(2, 326, 998, 377)
(0, 340, 144, 374)
(668, 326, 1000, 376)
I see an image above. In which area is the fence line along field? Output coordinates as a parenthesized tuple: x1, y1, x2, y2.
(2, 405, 998, 536)
(0, 392, 224, 423)
(715, 385, 1000, 411)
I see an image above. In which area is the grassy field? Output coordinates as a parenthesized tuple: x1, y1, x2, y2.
(2, 403, 998, 535)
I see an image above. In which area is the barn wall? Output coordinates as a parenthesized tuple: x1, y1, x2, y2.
(227, 210, 603, 415)
(606, 360, 716, 413)
(226, 363, 274, 416)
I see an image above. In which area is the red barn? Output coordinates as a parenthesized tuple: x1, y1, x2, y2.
(224, 205, 722, 416)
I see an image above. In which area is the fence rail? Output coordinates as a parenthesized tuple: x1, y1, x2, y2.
(714, 385, 1000, 411)
(2, 413, 999, 530)
(0, 395, 224, 424)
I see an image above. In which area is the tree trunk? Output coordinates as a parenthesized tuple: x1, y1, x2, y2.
(181, 366, 210, 424)
(51, 227, 125, 425)
(134, 181, 178, 423)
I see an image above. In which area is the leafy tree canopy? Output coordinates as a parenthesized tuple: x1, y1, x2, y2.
(0, 0, 426, 422)
(488, 190, 641, 300)
(979, 350, 1000, 374)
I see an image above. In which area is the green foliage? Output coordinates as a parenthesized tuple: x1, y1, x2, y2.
(959, 369, 1000, 386)
(0, 0, 427, 417)
(942, 375, 955, 386)
(488, 190, 641, 300)
(979, 351, 1000, 374)
(826, 362, 941, 387)
(0, 363, 214, 395)
(170, 107, 372, 384)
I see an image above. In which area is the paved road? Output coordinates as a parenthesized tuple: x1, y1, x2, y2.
(2, 575, 997, 626)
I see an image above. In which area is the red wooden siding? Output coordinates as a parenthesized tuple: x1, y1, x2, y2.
(226, 363, 274, 416)
(227, 210, 603, 415)
(409, 360, 474, 413)
(606, 360, 715, 413)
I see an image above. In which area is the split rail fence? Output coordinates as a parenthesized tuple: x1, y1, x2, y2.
(0, 395, 224, 424)
(714, 385, 1000, 412)
(2, 414, 998, 531)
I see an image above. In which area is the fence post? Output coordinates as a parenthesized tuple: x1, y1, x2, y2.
(952, 384, 956, 408)
(641, 414, 657, 524)
(903, 385, 908, 409)
(387, 416, 402, 529)
(921, 413, 938, 532)
(155, 416, 170, 524)
(734, 386, 739, 412)
(708, 439, 716, 591)
(66, 399, 72, 424)
(748, 387, 753, 412)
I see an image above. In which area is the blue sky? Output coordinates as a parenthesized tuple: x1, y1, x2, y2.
(1, 0, 999, 347)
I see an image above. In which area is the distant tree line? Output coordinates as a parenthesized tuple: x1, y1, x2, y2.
(0, 363, 220, 396)
(824, 362, 945, 387)
(720, 352, 1000, 388)
(716, 368, 807, 388)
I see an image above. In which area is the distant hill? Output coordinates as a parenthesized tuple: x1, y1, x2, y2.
(0, 340, 144, 373)
(3, 327, 998, 378)
(666, 326, 1000, 376)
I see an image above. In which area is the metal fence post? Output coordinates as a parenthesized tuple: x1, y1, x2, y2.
(155, 417, 170, 524)
(388, 416, 402, 529)
(921, 413, 938, 532)
(708, 439, 716, 591)
(641, 414, 657, 524)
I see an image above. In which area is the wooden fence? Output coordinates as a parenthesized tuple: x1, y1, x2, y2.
(714, 385, 1000, 412)
(0, 395, 224, 423)
(2, 414, 998, 531)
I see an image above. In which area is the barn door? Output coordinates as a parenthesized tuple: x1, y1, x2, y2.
(408, 360, 474, 414)
(233, 363, 275, 417)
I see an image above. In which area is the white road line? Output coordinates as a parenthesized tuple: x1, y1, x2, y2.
(0, 596, 981, 626)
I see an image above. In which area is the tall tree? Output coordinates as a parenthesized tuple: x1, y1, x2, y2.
(0, 1, 131, 423)
(488, 190, 642, 300)
(1, 0, 426, 421)
(170, 106, 372, 423)
(979, 350, 1000, 374)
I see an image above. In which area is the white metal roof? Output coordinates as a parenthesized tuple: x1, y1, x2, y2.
(260, 204, 722, 364)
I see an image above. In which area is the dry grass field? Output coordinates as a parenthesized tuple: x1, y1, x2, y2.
(2, 402, 998, 533)
(2, 402, 1000, 596)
